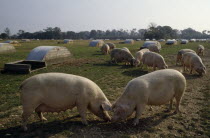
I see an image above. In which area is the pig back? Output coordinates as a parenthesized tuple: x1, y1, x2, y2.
(123, 69, 186, 105)
(20, 73, 103, 108)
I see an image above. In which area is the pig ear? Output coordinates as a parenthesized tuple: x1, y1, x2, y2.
(101, 102, 112, 111)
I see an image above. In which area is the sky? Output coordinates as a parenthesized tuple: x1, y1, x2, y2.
(0, 0, 210, 34)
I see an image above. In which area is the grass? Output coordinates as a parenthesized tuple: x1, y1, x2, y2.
(0, 40, 209, 137)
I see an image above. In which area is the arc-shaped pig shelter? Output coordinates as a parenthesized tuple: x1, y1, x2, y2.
(0, 43, 16, 54)
(89, 40, 104, 47)
(26, 46, 71, 64)
(3, 46, 71, 74)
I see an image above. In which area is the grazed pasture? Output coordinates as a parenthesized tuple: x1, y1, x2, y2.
(0, 40, 209, 137)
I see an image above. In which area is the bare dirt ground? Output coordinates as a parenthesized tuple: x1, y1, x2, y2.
(0, 49, 209, 138)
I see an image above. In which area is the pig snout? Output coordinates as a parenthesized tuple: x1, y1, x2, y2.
(102, 111, 111, 122)
(111, 114, 123, 123)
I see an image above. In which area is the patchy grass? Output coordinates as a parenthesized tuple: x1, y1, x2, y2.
(0, 40, 209, 137)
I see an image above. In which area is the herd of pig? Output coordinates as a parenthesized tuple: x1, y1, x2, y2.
(102, 43, 206, 76)
(20, 43, 206, 131)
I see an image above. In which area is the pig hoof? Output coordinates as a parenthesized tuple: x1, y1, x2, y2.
(174, 110, 180, 114)
(149, 107, 153, 111)
(82, 121, 88, 125)
(165, 109, 171, 112)
(133, 119, 139, 126)
(23, 126, 28, 131)
(41, 117, 47, 121)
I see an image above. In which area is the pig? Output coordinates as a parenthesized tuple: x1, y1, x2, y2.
(20, 73, 112, 131)
(142, 51, 168, 71)
(147, 45, 160, 53)
(176, 49, 196, 65)
(110, 48, 139, 66)
(181, 52, 206, 76)
(101, 44, 110, 55)
(111, 69, 186, 125)
(135, 48, 150, 62)
(106, 42, 116, 50)
(197, 45, 204, 56)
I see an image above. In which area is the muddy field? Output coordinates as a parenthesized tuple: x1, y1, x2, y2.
(0, 40, 209, 137)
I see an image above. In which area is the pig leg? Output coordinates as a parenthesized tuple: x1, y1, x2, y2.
(36, 112, 47, 121)
(21, 95, 41, 131)
(168, 98, 173, 111)
(22, 109, 33, 131)
(153, 65, 156, 71)
(174, 96, 181, 113)
(133, 104, 146, 126)
(190, 68, 193, 74)
(183, 64, 186, 72)
(77, 105, 88, 125)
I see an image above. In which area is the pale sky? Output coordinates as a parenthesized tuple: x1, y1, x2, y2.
(0, 0, 210, 34)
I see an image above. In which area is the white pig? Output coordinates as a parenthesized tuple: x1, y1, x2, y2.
(20, 73, 112, 131)
(142, 51, 168, 71)
(135, 48, 150, 62)
(181, 52, 206, 76)
(176, 49, 196, 65)
(111, 69, 186, 125)
(197, 45, 204, 56)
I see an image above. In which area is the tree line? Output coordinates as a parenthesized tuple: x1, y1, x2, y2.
(1, 23, 210, 40)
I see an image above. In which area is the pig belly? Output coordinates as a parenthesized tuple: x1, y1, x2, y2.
(147, 91, 174, 105)
(35, 103, 75, 113)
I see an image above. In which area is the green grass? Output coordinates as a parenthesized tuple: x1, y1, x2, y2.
(0, 40, 209, 137)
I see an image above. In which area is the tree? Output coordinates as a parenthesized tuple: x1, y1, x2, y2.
(90, 30, 97, 39)
(0, 33, 8, 39)
(4, 27, 10, 38)
(17, 30, 25, 39)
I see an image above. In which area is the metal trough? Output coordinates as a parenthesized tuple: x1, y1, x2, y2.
(2, 60, 46, 74)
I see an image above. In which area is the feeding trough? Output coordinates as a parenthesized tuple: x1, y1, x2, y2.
(2, 46, 71, 74)
(2, 60, 46, 74)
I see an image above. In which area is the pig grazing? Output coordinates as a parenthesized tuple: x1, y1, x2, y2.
(111, 69, 186, 125)
(121, 47, 131, 53)
(106, 42, 116, 50)
(135, 48, 150, 62)
(101, 44, 110, 55)
(20, 73, 112, 131)
(142, 51, 168, 71)
(147, 45, 160, 53)
(197, 45, 204, 56)
(181, 52, 206, 76)
(176, 49, 196, 65)
(110, 48, 139, 66)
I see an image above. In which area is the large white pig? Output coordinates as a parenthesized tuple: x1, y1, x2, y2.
(142, 51, 168, 71)
(181, 52, 206, 76)
(135, 48, 150, 62)
(20, 73, 112, 131)
(197, 45, 204, 56)
(176, 49, 196, 65)
(111, 69, 186, 125)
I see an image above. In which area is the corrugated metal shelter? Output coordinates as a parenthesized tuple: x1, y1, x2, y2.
(181, 39, 189, 44)
(140, 41, 161, 52)
(124, 39, 134, 44)
(26, 46, 71, 65)
(4, 40, 21, 46)
(141, 41, 161, 49)
(0, 43, 16, 53)
(64, 39, 73, 44)
(166, 39, 177, 45)
(22, 39, 30, 42)
(89, 40, 104, 47)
